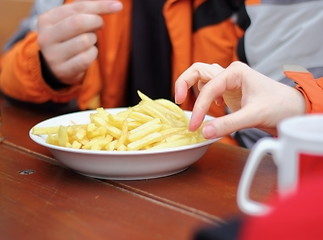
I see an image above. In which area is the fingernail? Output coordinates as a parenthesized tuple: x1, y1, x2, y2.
(110, 1, 122, 11)
(203, 125, 216, 139)
(174, 96, 179, 104)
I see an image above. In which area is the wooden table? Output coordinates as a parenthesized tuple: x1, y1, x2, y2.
(0, 98, 276, 240)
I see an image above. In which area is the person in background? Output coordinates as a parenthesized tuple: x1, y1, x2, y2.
(174, 61, 323, 240)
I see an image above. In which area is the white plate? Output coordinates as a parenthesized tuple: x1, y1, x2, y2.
(29, 108, 219, 180)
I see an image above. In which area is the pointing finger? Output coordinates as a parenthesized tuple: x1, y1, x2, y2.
(38, 0, 122, 26)
(175, 62, 224, 104)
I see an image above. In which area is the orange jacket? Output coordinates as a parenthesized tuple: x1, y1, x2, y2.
(0, 0, 242, 117)
(284, 69, 323, 114)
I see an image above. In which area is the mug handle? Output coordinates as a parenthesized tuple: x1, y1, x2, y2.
(237, 138, 279, 215)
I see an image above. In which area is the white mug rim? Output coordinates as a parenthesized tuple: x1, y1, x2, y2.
(279, 114, 323, 142)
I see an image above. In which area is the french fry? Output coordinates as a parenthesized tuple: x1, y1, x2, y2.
(128, 111, 154, 123)
(58, 126, 68, 147)
(128, 118, 162, 141)
(32, 126, 59, 135)
(127, 132, 163, 150)
(116, 119, 129, 149)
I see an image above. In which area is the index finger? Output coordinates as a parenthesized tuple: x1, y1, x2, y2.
(40, 0, 122, 25)
(175, 63, 224, 104)
(188, 74, 227, 131)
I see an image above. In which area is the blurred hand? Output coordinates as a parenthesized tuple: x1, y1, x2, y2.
(175, 61, 306, 139)
(37, 0, 122, 85)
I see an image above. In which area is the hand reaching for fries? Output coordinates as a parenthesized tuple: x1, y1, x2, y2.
(32, 91, 207, 151)
(175, 62, 306, 139)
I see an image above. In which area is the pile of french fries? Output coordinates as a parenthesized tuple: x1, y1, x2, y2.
(32, 91, 207, 151)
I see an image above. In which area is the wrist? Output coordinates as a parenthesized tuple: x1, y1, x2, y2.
(39, 51, 71, 90)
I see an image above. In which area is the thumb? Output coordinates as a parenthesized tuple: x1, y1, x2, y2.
(202, 108, 258, 139)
